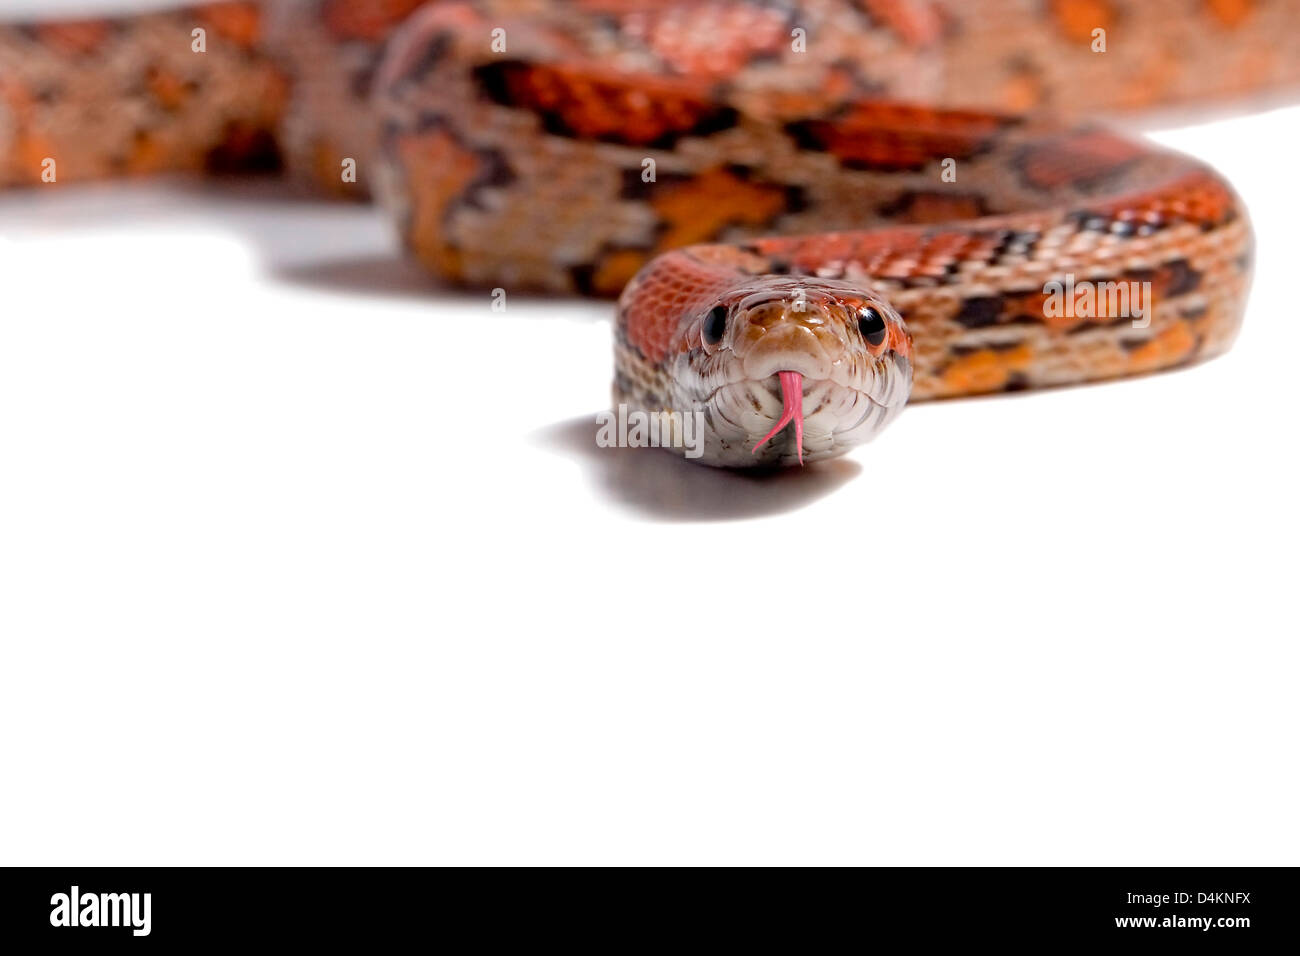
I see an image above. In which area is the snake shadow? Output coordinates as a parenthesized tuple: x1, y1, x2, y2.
(537, 416, 861, 522)
(273, 254, 468, 301)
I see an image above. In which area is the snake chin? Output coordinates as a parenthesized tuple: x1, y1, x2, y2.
(697, 364, 910, 468)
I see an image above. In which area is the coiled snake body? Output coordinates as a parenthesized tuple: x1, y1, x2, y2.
(4, 0, 1298, 466)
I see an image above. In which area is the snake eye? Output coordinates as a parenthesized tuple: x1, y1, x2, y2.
(703, 305, 728, 345)
(857, 306, 887, 347)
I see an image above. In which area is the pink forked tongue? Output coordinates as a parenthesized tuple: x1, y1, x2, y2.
(752, 370, 805, 464)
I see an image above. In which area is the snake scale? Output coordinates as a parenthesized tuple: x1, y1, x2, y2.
(4, 0, 1298, 466)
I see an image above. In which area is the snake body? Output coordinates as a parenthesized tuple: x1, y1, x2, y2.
(4, 1, 1298, 466)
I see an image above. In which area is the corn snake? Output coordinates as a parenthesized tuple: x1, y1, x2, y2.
(3, 0, 1298, 466)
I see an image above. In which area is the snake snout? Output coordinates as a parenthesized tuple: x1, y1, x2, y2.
(736, 313, 844, 465)
(739, 319, 838, 382)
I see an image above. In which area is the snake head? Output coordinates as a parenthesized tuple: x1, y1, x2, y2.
(673, 276, 913, 467)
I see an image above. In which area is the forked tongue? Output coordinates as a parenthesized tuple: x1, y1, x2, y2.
(752, 370, 804, 464)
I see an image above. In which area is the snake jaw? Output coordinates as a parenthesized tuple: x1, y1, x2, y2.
(687, 368, 906, 467)
(752, 371, 805, 464)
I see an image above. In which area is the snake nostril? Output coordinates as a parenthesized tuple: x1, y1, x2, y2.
(742, 302, 786, 331)
(743, 304, 830, 336)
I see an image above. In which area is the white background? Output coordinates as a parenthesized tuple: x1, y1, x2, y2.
(1, 83, 1297, 861)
